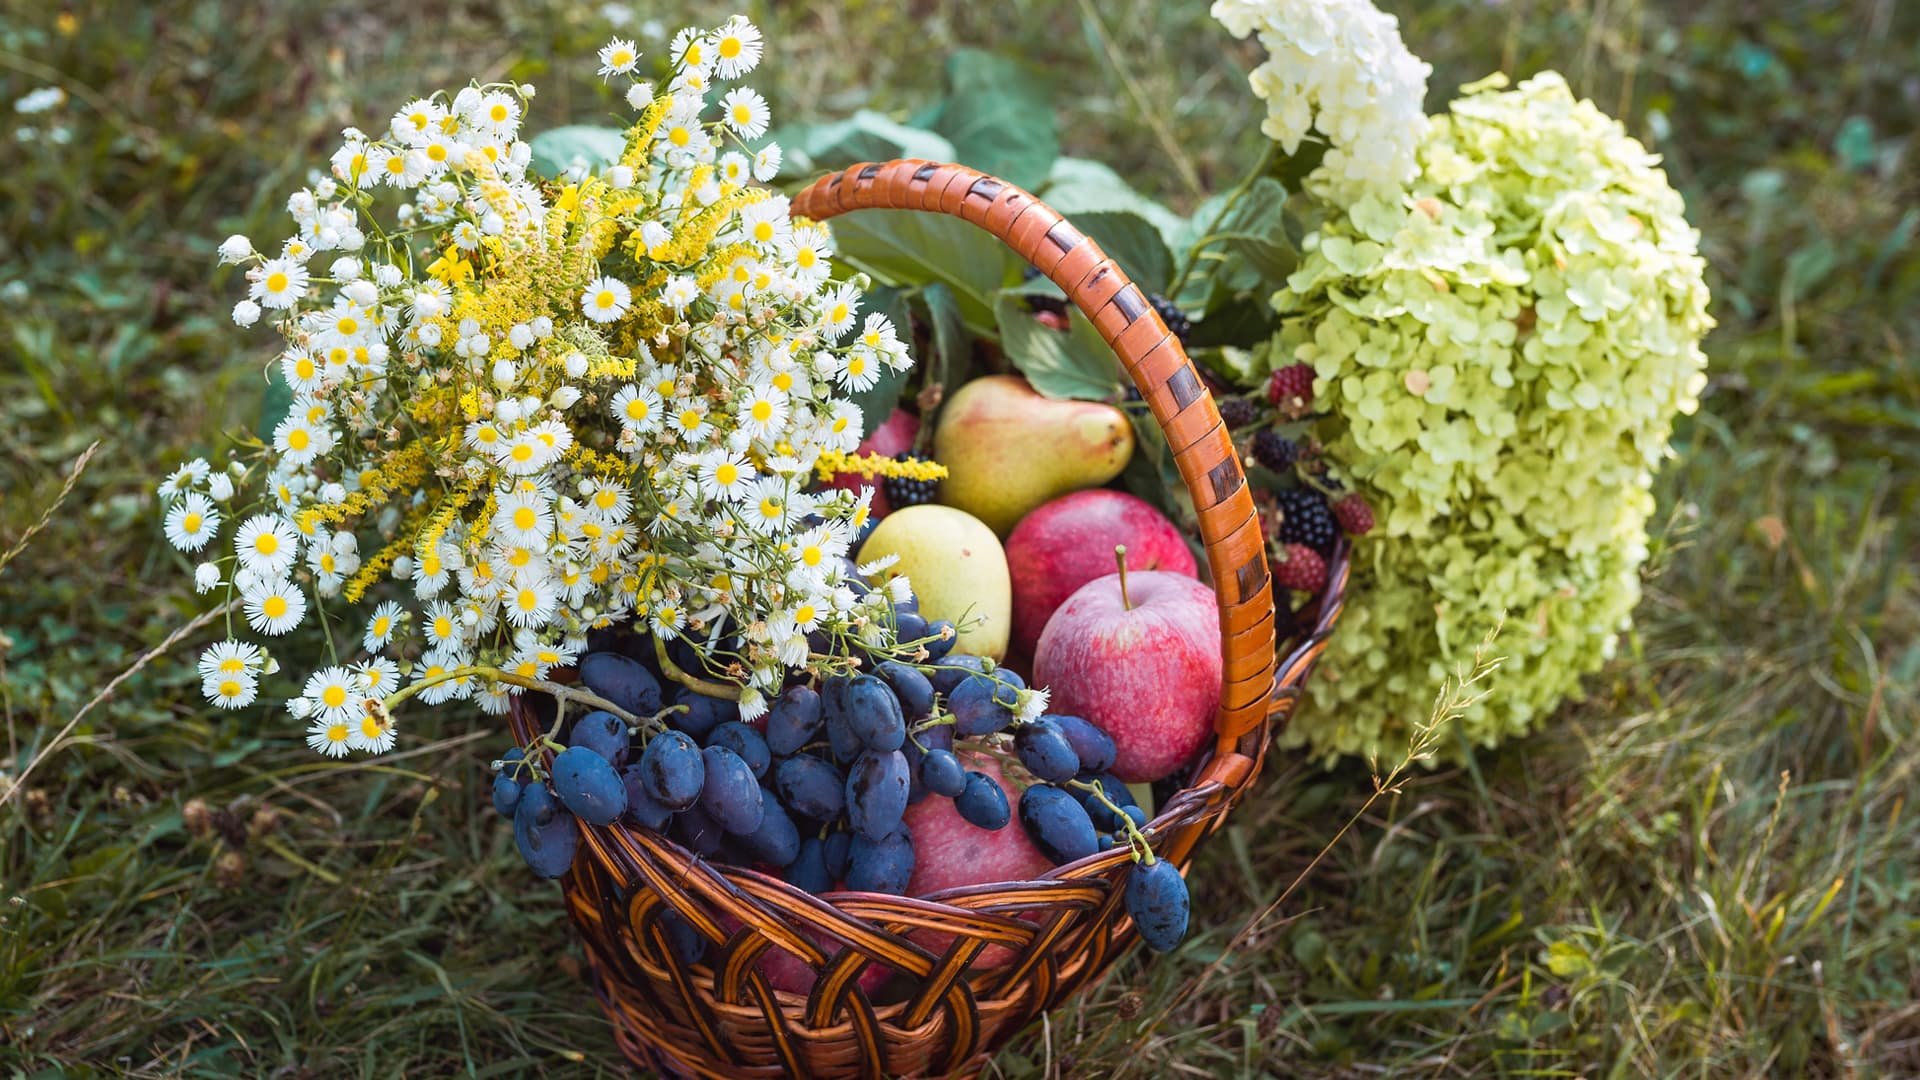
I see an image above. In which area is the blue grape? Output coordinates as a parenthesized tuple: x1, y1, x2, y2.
(1122, 805, 1148, 829)
(786, 836, 834, 893)
(619, 765, 673, 830)
(1098, 833, 1120, 851)
(513, 783, 578, 879)
(699, 746, 764, 835)
(658, 907, 708, 966)
(1052, 715, 1116, 775)
(670, 685, 739, 740)
(846, 827, 915, 895)
(846, 750, 910, 841)
(894, 609, 929, 645)
(949, 674, 1013, 737)
(491, 772, 523, 817)
(875, 661, 934, 720)
(579, 652, 663, 716)
(1075, 771, 1137, 831)
(551, 745, 628, 826)
(671, 803, 725, 854)
(919, 749, 968, 798)
(773, 754, 845, 821)
(925, 654, 987, 695)
(893, 593, 920, 617)
(707, 721, 770, 779)
(743, 791, 801, 867)
(954, 771, 1010, 830)
(822, 830, 852, 880)
(1125, 858, 1191, 952)
(921, 620, 957, 660)
(825, 706, 862, 764)
(639, 730, 706, 811)
(988, 668, 1025, 707)
(1020, 784, 1099, 864)
(764, 685, 824, 756)
(842, 674, 905, 752)
(1014, 718, 1080, 782)
(567, 709, 631, 766)
(498, 745, 530, 781)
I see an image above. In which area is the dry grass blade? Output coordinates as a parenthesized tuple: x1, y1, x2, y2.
(0, 440, 100, 577)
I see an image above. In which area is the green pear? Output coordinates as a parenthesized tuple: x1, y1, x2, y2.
(857, 504, 1011, 660)
(933, 375, 1134, 536)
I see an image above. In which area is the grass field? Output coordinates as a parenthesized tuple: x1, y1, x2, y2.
(3, 1, 1917, 1075)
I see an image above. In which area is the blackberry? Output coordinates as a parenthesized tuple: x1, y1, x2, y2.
(881, 452, 939, 509)
(1266, 363, 1316, 413)
(1271, 543, 1328, 593)
(1147, 293, 1191, 344)
(1216, 395, 1260, 430)
(1275, 488, 1338, 555)
(1331, 493, 1375, 536)
(1250, 430, 1299, 472)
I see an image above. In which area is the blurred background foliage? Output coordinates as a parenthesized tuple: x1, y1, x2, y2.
(1, 0, 1916, 1075)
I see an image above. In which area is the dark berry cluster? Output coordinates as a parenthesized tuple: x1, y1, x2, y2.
(881, 452, 939, 509)
(1251, 430, 1299, 472)
(1147, 293, 1191, 344)
(1216, 395, 1260, 430)
(1275, 488, 1338, 555)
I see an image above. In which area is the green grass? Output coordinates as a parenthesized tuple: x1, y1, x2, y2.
(3, 0, 1917, 1075)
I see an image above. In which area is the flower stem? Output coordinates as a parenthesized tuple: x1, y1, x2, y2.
(652, 636, 742, 701)
(1165, 142, 1280, 301)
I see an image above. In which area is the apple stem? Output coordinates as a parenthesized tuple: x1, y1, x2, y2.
(1114, 544, 1133, 612)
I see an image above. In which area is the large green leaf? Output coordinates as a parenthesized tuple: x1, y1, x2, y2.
(529, 125, 627, 179)
(1065, 210, 1174, 293)
(258, 363, 292, 439)
(927, 50, 1058, 190)
(773, 111, 956, 179)
(1180, 176, 1296, 284)
(847, 287, 914, 437)
(1040, 156, 1188, 252)
(918, 283, 972, 395)
(827, 211, 1012, 336)
(993, 282, 1122, 402)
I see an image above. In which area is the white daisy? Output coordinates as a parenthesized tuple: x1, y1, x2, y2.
(241, 575, 307, 635)
(736, 382, 789, 440)
(597, 37, 641, 79)
(306, 716, 354, 758)
(610, 382, 663, 434)
(492, 487, 554, 545)
(696, 451, 756, 502)
(198, 639, 263, 682)
(250, 258, 309, 309)
(363, 600, 404, 652)
(234, 514, 299, 577)
(661, 274, 699, 314)
(303, 665, 362, 725)
(355, 656, 402, 696)
(504, 578, 558, 628)
(581, 478, 632, 521)
(346, 710, 396, 754)
(710, 17, 764, 79)
(719, 88, 769, 139)
(580, 276, 631, 323)
(163, 492, 220, 552)
(753, 144, 783, 182)
(203, 670, 258, 710)
(422, 600, 462, 647)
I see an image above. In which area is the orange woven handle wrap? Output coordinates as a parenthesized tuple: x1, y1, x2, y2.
(792, 160, 1278, 753)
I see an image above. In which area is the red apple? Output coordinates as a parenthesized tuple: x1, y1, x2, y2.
(1006, 490, 1196, 658)
(1032, 570, 1220, 783)
(823, 406, 918, 517)
(904, 755, 1051, 968)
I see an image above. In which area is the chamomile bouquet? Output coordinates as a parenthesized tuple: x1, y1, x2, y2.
(158, 17, 927, 760)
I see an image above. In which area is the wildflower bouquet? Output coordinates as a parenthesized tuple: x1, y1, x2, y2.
(159, 16, 922, 759)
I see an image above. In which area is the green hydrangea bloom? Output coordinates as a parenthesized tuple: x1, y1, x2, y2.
(1268, 72, 1713, 766)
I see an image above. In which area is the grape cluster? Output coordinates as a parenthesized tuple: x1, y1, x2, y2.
(489, 569, 1193, 954)
(880, 453, 940, 509)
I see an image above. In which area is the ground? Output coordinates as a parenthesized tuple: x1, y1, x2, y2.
(2, 1, 1916, 1076)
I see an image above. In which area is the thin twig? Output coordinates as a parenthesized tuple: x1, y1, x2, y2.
(1, 599, 235, 808)
(0, 440, 101, 577)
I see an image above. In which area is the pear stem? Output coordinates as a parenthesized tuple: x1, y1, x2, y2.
(1115, 544, 1133, 612)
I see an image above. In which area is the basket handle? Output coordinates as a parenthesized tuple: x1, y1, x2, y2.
(792, 160, 1278, 761)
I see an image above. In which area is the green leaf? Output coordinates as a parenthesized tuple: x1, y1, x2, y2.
(258, 362, 292, 439)
(528, 125, 626, 179)
(918, 283, 972, 395)
(1065, 210, 1173, 293)
(927, 50, 1058, 190)
(848, 287, 913, 437)
(773, 111, 956, 179)
(1040, 156, 1188, 252)
(993, 282, 1121, 401)
(827, 211, 1012, 335)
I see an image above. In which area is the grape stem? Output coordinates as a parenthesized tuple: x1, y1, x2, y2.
(374, 664, 671, 767)
(652, 635, 743, 701)
(1067, 777, 1155, 865)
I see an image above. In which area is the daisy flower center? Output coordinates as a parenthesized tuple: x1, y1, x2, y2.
(322, 685, 348, 708)
(715, 463, 739, 486)
(516, 589, 539, 612)
(266, 272, 289, 293)
(287, 429, 310, 451)
(219, 680, 243, 699)
(263, 595, 288, 619)
(513, 507, 537, 530)
(751, 401, 773, 421)
(182, 513, 203, 533)
(255, 533, 280, 556)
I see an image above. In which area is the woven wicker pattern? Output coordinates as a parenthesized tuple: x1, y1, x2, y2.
(506, 160, 1350, 1078)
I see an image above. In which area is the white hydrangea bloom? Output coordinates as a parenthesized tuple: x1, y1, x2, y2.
(1212, 0, 1430, 199)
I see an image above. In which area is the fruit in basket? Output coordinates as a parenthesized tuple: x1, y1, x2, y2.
(846, 827, 916, 894)
(743, 795, 802, 868)
(882, 452, 941, 510)
(1274, 488, 1338, 555)
(1124, 858, 1191, 953)
(932, 375, 1134, 536)
(840, 674, 906, 752)
(513, 783, 579, 879)
(774, 754, 845, 821)
(1272, 543, 1329, 594)
(856, 504, 1011, 660)
(1052, 715, 1117, 775)
(619, 768, 673, 831)
(491, 772, 524, 817)
(551, 745, 629, 826)
(823, 406, 919, 516)
(578, 652, 664, 717)
(1013, 718, 1081, 782)
(1033, 565, 1221, 783)
(764, 684, 824, 756)
(1018, 784, 1100, 865)
(917, 748, 967, 798)
(846, 749, 911, 840)
(567, 710, 631, 766)
(1006, 490, 1197, 657)
(954, 770, 1012, 830)
(639, 729, 706, 811)
(905, 757, 1045, 891)
(698, 745, 765, 834)
(706, 721, 770, 779)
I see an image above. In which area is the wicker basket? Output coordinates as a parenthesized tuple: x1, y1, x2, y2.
(506, 159, 1350, 1078)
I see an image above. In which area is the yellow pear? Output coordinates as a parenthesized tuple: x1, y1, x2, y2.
(857, 504, 1011, 660)
(933, 375, 1134, 536)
